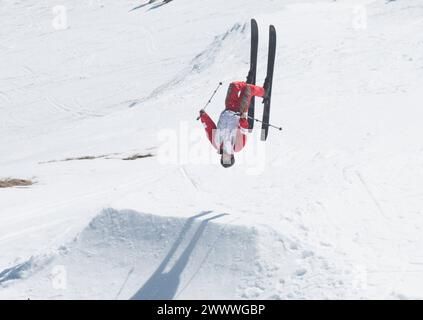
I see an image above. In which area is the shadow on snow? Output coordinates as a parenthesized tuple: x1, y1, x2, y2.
(131, 210, 227, 300)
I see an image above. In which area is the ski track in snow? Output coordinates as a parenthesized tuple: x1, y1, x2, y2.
(128, 22, 248, 107)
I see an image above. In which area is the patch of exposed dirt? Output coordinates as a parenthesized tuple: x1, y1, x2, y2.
(0, 179, 34, 188)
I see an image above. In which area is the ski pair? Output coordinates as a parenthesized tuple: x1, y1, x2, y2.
(246, 19, 276, 141)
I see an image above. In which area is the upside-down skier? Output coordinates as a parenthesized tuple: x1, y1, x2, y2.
(198, 20, 277, 168)
(199, 81, 267, 168)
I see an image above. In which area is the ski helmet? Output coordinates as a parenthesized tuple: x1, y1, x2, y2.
(220, 154, 235, 168)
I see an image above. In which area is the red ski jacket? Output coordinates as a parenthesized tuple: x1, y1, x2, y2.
(200, 81, 265, 154)
(225, 81, 265, 113)
(200, 111, 249, 153)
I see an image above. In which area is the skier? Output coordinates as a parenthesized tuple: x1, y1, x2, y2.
(199, 81, 266, 168)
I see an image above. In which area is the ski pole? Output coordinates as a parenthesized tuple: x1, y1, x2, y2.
(236, 113, 283, 131)
(249, 115, 282, 131)
(196, 82, 223, 120)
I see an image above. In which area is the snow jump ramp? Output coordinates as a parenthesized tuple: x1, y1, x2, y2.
(0, 208, 353, 299)
(0, 209, 289, 299)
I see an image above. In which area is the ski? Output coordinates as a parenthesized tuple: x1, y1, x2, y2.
(261, 25, 276, 141)
(246, 19, 258, 131)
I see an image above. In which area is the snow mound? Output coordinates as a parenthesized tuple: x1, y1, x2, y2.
(0, 208, 356, 299)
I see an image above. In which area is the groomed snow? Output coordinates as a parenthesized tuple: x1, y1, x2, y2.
(1, 0, 423, 299)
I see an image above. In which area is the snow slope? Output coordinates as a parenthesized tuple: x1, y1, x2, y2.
(1, 0, 423, 299)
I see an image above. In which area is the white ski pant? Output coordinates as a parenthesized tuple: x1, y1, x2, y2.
(214, 109, 240, 155)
